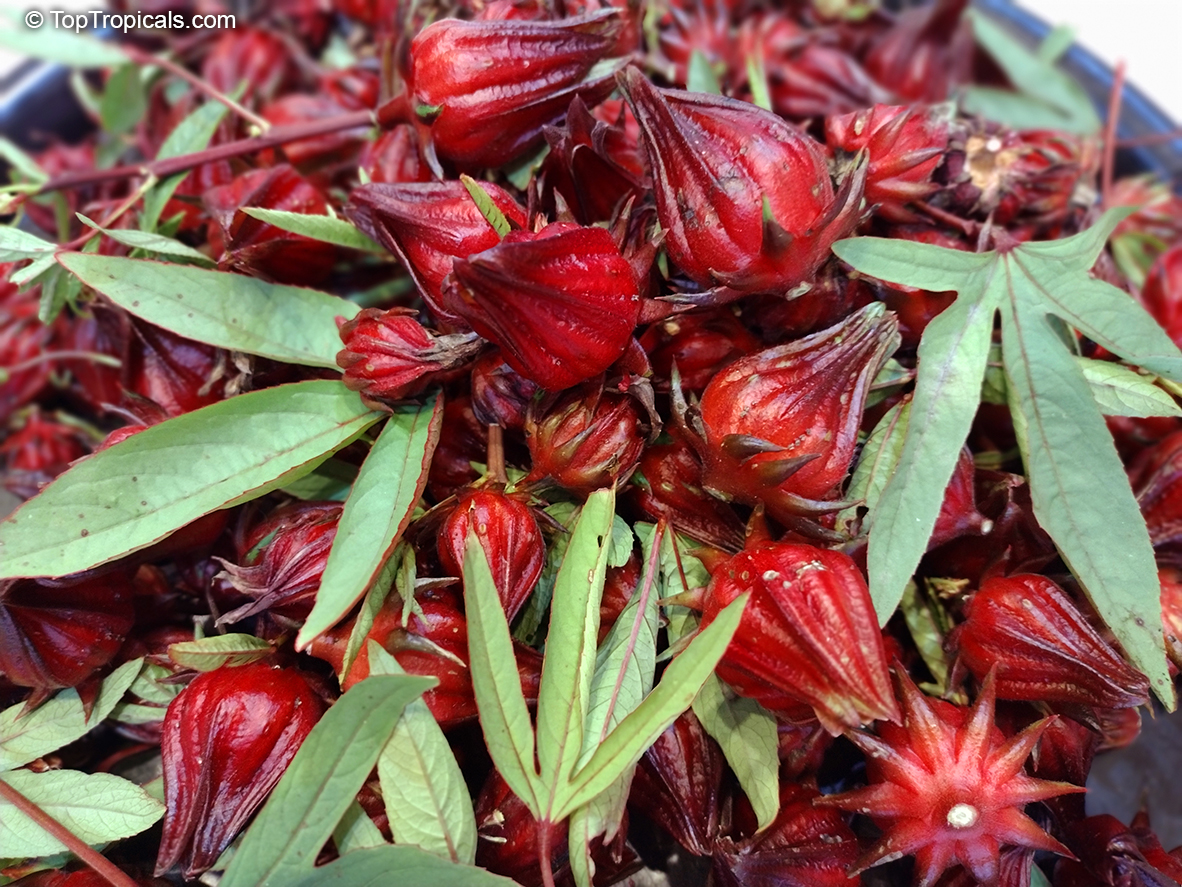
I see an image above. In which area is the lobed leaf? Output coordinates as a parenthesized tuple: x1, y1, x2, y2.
(0, 770, 163, 857)
(241, 208, 383, 252)
(0, 380, 381, 579)
(370, 644, 477, 865)
(833, 236, 992, 293)
(59, 253, 359, 369)
(461, 533, 541, 812)
(220, 673, 436, 887)
(297, 395, 443, 649)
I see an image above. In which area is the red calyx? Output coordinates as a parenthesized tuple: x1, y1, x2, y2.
(954, 574, 1150, 709)
(447, 222, 642, 391)
(700, 541, 900, 735)
(156, 663, 325, 878)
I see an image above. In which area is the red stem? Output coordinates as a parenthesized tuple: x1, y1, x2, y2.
(0, 778, 142, 887)
(537, 819, 557, 887)
(1101, 60, 1126, 209)
(122, 46, 269, 131)
(36, 110, 375, 196)
(487, 424, 507, 486)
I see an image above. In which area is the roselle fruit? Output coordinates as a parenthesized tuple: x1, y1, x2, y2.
(0, 572, 134, 695)
(447, 223, 642, 390)
(928, 446, 992, 550)
(0, 270, 56, 416)
(215, 501, 342, 625)
(156, 663, 325, 878)
(524, 383, 647, 495)
(693, 303, 899, 529)
(470, 351, 541, 432)
(1, 409, 92, 500)
(618, 66, 864, 295)
(954, 574, 1150, 709)
(817, 670, 1080, 887)
(438, 487, 545, 622)
(336, 307, 481, 409)
(1058, 812, 1182, 887)
(1140, 244, 1182, 348)
(347, 181, 527, 327)
(639, 309, 760, 394)
(825, 103, 950, 223)
(409, 11, 628, 169)
(125, 319, 228, 417)
(699, 541, 899, 735)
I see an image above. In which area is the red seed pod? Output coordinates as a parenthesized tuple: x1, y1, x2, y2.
(639, 309, 760, 394)
(825, 103, 950, 223)
(447, 223, 641, 390)
(1057, 813, 1182, 887)
(475, 769, 569, 885)
(618, 66, 863, 295)
(336, 308, 481, 409)
(215, 502, 343, 625)
(260, 93, 372, 174)
(1160, 567, 1182, 669)
(524, 383, 647, 496)
(930, 849, 1036, 887)
(694, 304, 899, 528)
(200, 27, 296, 105)
(358, 125, 432, 185)
(747, 265, 876, 339)
(0, 267, 56, 416)
(627, 436, 746, 552)
(862, 0, 973, 103)
(438, 488, 545, 622)
(428, 394, 488, 500)
(347, 181, 527, 327)
(1110, 175, 1182, 248)
(203, 165, 338, 285)
(1, 409, 91, 501)
(0, 572, 135, 694)
(1140, 244, 1182, 349)
(763, 42, 890, 122)
(598, 556, 640, 644)
(655, 0, 736, 89)
(955, 574, 1150, 709)
(1029, 715, 1097, 824)
(699, 542, 900, 735)
(712, 783, 860, 887)
(470, 351, 541, 432)
(630, 710, 724, 857)
(1131, 429, 1182, 563)
(928, 446, 992, 551)
(409, 11, 628, 169)
(817, 671, 1081, 887)
(156, 663, 325, 878)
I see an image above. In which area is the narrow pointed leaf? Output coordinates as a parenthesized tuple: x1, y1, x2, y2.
(461, 533, 541, 813)
(58, 253, 359, 368)
(560, 593, 746, 818)
(1075, 358, 1182, 418)
(297, 394, 443, 649)
(692, 675, 779, 832)
(338, 553, 400, 681)
(166, 634, 273, 671)
(142, 100, 230, 232)
(0, 770, 163, 857)
(0, 659, 142, 771)
(332, 800, 386, 855)
(0, 227, 55, 262)
(687, 50, 722, 95)
(77, 213, 214, 264)
(220, 673, 436, 887)
(833, 236, 993, 293)
(285, 843, 516, 887)
(837, 399, 910, 535)
(864, 268, 1000, 622)
(241, 208, 383, 252)
(460, 175, 511, 238)
(536, 488, 615, 816)
(370, 643, 477, 865)
(0, 380, 380, 578)
(1000, 293, 1173, 705)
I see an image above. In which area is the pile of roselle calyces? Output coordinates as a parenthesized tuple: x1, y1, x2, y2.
(7, 0, 1182, 885)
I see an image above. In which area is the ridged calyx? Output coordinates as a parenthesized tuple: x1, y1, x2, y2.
(955, 574, 1150, 709)
(817, 670, 1081, 887)
(699, 541, 900, 735)
(156, 663, 325, 878)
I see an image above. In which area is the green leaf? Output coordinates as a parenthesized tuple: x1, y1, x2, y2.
(167, 634, 273, 671)
(0, 138, 47, 185)
(461, 532, 541, 813)
(692, 675, 779, 832)
(837, 399, 910, 536)
(0, 769, 163, 857)
(536, 489, 616, 817)
(284, 843, 516, 887)
(0, 380, 381, 579)
(339, 553, 400, 682)
(514, 502, 579, 645)
(142, 101, 230, 232)
(240, 208, 383, 252)
(369, 644, 477, 864)
(0, 659, 142, 771)
(686, 50, 722, 95)
(220, 674, 435, 887)
(560, 593, 746, 818)
(36, 265, 82, 326)
(127, 662, 181, 706)
(297, 395, 443, 649)
(0, 13, 126, 67)
(58, 253, 359, 369)
(76, 213, 213, 264)
(1076, 358, 1182, 418)
(99, 63, 147, 136)
(459, 175, 511, 238)
(332, 800, 386, 855)
(833, 237, 992, 293)
(280, 458, 357, 502)
(744, 54, 772, 112)
(961, 10, 1101, 134)
(0, 228, 55, 262)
